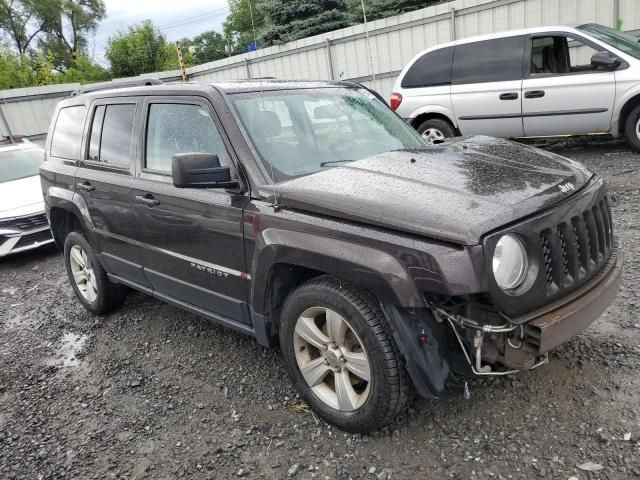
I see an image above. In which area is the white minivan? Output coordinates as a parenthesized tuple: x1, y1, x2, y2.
(391, 23, 640, 151)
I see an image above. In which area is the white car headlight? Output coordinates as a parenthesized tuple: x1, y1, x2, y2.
(492, 234, 528, 291)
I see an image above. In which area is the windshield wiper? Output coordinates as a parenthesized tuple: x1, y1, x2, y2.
(319, 159, 354, 167)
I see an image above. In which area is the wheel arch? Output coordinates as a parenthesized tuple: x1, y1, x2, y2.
(617, 92, 640, 137)
(46, 187, 96, 250)
(411, 111, 459, 135)
(249, 229, 423, 318)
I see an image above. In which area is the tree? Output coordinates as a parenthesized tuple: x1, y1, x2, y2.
(161, 42, 196, 71)
(36, 0, 106, 70)
(223, 0, 266, 54)
(0, 47, 37, 89)
(186, 30, 227, 64)
(105, 20, 169, 78)
(60, 54, 109, 83)
(0, 0, 46, 55)
(347, 0, 440, 23)
(259, 0, 350, 45)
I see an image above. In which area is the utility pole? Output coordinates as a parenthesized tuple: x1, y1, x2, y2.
(175, 41, 188, 82)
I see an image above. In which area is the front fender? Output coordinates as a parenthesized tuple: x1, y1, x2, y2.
(249, 228, 423, 314)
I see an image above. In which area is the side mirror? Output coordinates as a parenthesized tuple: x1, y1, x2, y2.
(591, 51, 621, 70)
(171, 153, 238, 189)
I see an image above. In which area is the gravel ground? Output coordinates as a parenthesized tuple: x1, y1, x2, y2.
(1, 140, 640, 480)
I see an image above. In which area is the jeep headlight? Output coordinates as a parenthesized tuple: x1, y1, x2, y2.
(492, 234, 528, 291)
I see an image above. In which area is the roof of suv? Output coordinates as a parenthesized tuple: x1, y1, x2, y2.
(71, 79, 358, 102)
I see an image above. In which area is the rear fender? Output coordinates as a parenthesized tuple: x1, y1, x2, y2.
(46, 187, 97, 247)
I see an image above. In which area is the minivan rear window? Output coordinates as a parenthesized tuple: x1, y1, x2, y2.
(452, 36, 525, 84)
(50, 105, 86, 160)
(401, 46, 454, 88)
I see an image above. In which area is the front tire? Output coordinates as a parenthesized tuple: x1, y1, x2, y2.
(416, 118, 456, 144)
(279, 276, 410, 432)
(63, 231, 126, 315)
(624, 104, 640, 152)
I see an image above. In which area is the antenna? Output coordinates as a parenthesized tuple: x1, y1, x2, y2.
(360, 0, 376, 89)
(248, 0, 278, 206)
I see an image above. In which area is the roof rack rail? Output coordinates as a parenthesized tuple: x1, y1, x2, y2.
(72, 78, 164, 96)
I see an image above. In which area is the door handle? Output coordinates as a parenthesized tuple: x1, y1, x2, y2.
(499, 92, 519, 100)
(76, 181, 95, 192)
(525, 90, 545, 99)
(135, 194, 160, 207)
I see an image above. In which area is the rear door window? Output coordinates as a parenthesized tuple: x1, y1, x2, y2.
(452, 36, 525, 84)
(50, 105, 86, 159)
(99, 104, 136, 167)
(401, 46, 454, 88)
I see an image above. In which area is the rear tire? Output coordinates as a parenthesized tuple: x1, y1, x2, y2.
(279, 276, 410, 432)
(624, 104, 640, 152)
(416, 118, 456, 144)
(63, 231, 126, 315)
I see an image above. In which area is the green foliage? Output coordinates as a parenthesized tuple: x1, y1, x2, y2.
(185, 30, 227, 64)
(348, 0, 441, 22)
(0, 0, 105, 71)
(60, 55, 110, 83)
(36, 0, 106, 70)
(223, 0, 266, 54)
(0, 0, 42, 54)
(0, 46, 110, 90)
(161, 42, 196, 71)
(105, 20, 169, 78)
(260, 0, 350, 45)
(0, 48, 37, 89)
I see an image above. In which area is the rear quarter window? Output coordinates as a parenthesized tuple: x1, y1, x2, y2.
(401, 46, 454, 88)
(50, 105, 86, 159)
(452, 36, 525, 84)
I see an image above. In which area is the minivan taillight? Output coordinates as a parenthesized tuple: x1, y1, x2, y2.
(390, 92, 402, 111)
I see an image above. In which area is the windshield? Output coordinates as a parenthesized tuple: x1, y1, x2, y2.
(0, 146, 44, 183)
(230, 87, 425, 182)
(578, 23, 640, 60)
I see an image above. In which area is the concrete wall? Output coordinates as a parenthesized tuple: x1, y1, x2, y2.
(1, 0, 639, 141)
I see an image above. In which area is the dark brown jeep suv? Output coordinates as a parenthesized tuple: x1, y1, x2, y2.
(40, 79, 622, 432)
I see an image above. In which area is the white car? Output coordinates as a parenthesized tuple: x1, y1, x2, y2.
(391, 23, 640, 150)
(0, 141, 53, 257)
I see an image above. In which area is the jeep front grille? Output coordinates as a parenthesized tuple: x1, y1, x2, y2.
(539, 199, 613, 295)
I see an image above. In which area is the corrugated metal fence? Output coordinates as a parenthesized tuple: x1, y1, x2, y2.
(1, 0, 639, 143)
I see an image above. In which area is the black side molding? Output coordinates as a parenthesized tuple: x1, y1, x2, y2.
(459, 108, 608, 121)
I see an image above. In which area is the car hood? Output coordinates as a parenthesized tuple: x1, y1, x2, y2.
(261, 136, 593, 245)
(0, 175, 45, 218)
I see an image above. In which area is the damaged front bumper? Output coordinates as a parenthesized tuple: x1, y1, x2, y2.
(443, 249, 623, 374)
(383, 250, 622, 399)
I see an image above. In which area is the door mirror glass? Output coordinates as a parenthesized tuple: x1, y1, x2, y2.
(171, 153, 237, 189)
(591, 51, 621, 70)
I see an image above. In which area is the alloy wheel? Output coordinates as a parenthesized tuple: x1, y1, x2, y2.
(293, 307, 371, 412)
(421, 127, 445, 144)
(69, 244, 97, 302)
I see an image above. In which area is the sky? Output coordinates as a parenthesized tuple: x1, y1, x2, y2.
(91, 0, 230, 65)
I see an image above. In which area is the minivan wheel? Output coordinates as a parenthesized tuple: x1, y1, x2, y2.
(279, 276, 410, 432)
(624, 104, 640, 152)
(416, 118, 455, 144)
(63, 231, 126, 315)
